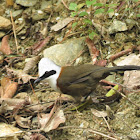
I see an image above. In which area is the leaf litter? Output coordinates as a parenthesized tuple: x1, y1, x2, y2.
(0, 0, 140, 139)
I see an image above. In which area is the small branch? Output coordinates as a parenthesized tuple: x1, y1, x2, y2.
(10, 11, 18, 54)
(61, 0, 69, 9)
(102, 116, 111, 131)
(114, 89, 140, 109)
(108, 47, 136, 63)
(59, 27, 72, 44)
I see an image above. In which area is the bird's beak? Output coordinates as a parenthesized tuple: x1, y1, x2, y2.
(34, 70, 56, 84)
(34, 77, 43, 83)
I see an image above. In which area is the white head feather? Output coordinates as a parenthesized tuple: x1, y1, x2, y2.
(38, 58, 61, 91)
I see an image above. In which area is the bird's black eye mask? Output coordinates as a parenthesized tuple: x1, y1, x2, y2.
(34, 70, 56, 84)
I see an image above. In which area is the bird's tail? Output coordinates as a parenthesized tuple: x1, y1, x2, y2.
(106, 65, 140, 72)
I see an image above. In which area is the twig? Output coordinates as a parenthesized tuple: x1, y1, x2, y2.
(10, 11, 18, 54)
(108, 47, 136, 62)
(114, 89, 140, 109)
(67, 31, 87, 38)
(61, 0, 69, 9)
(57, 126, 118, 140)
(29, 80, 39, 103)
(117, 1, 126, 12)
(102, 116, 111, 131)
(59, 27, 72, 44)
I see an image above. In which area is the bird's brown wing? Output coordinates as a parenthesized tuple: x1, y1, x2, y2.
(59, 82, 92, 101)
(57, 65, 105, 100)
(58, 64, 105, 84)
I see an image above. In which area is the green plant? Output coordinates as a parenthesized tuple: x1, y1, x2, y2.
(69, 1, 117, 40)
(69, 0, 139, 40)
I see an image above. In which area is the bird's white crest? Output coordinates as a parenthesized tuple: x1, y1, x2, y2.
(38, 58, 61, 91)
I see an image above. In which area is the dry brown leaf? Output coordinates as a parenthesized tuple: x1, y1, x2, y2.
(91, 108, 107, 118)
(51, 17, 75, 31)
(6, 0, 14, 6)
(0, 99, 25, 113)
(0, 98, 30, 114)
(1, 77, 11, 90)
(0, 77, 18, 99)
(39, 104, 66, 132)
(0, 87, 4, 98)
(2, 82, 18, 98)
(0, 123, 22, 138)
(27, 103, 53, 112)
(14, 115, 31, 128)
(26, 133, 49, 140)
(6, 67, 36, 84)
(0, 35, 12, 55)
(23, 56, 40, 74)
(0, 98, 29, 106)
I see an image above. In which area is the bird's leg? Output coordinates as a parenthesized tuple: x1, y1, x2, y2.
(84, 91, 93, 100)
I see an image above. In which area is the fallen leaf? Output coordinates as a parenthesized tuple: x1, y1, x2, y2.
(0, 35, 12, 55)
(0, 98, 30, 113)
(25, 133, 49, 140)
(0, 77, 18, 98)
(6, 67, 36, 84)
(23, 56, 40, 74)
(51, 17, 75, 31)
(2, 82, 18, 98)
(0, 123, 22, 138)
(6, 0, 14, 6)
(27, 103, 54, 112)
(91, 108, 107, 118)
(14, 115, 31, 128)
(39, 104, 66, 132)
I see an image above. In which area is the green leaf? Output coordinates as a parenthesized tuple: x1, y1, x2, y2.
(86, 0, 96, 7)
(77, 3, 85, 10)
(93, 3, 104, 7)
(132, 0, 138, 2)
(79, 11, 88, 17)
(72, 22, 78, 28)
(107, 9, 114, 13)
(89, 31, 97, 40)
(125, 8, 131, 11)
(94, 8, 105, 14)
(137, 14, 140, 17)
(105, 4, 109, 7)
(108, 4, 118, 7)
(71, 12, 77, 17)
(84, 19, 92, 25)
(69, 3, 77, 11)
(106, 85, 119, 97)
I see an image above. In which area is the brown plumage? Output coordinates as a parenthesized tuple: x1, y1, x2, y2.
(35, 58, 140, 102)
(57, 64, 140, 101)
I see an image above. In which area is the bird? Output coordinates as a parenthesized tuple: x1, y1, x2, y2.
(34, 57, 140, 102)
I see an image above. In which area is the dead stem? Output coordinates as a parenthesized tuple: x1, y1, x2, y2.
(10, 11, 18, 54)
(114, 89, 140, 109)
